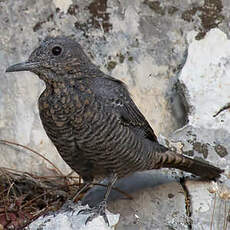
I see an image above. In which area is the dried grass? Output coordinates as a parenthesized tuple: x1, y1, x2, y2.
(0, 139, 83, 230)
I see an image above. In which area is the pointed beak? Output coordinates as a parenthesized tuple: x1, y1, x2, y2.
(6, 61, 40, 73)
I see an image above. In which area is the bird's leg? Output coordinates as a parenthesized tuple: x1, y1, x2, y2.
(66, 182, 92, 214)
(72, 182, 92, 202)
(78, 174, 118, 225)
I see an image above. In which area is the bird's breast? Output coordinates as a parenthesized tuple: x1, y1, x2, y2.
(38, 84, 97, 135)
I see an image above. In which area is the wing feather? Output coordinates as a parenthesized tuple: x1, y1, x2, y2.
(90, 76, 158, 142)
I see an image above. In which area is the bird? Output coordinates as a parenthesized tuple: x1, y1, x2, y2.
(6, 36, 223, 225)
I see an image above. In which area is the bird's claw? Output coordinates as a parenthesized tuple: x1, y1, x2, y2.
(78, 200, 109, 225)
(77, 208, 92, 215)
(64, 204, 77, 216)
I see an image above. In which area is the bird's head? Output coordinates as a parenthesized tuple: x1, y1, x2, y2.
(6, 36, 96, 82)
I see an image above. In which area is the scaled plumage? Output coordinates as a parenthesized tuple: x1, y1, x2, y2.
(6, 37, 223, 225)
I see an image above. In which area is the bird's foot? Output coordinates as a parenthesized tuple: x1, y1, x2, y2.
(78, 200, 109, 225)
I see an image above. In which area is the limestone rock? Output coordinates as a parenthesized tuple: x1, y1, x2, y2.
(28, 201, 120, 230)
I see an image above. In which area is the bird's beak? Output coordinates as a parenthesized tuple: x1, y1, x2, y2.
(6, 61, 40, 72)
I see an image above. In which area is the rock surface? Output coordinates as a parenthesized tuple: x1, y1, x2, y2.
(185, 180, 229, 230)
(108, 181, 189, 230)
(0, 0, 230, 229)
(82, 170, 175, 207)
(169, 28, 230, 230)
(27, 201, 120, 230)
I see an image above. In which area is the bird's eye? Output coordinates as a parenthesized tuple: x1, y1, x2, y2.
(52, 46, 62, 56)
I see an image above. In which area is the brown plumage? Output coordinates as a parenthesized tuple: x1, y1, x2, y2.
(6, 37, 223, 224)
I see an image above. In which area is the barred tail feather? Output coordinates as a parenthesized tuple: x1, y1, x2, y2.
(153, 150, 223, 179)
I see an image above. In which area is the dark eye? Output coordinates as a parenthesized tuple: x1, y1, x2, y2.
(52, 46, 62, 56)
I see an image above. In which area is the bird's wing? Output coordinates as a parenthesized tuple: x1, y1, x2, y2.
(90, 76, 158, 142)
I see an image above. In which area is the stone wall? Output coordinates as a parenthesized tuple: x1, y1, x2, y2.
(0, 0, 230, 229)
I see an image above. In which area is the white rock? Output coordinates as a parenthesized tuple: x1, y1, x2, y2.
(108, 181, 189, 230)
(28, 202, 120, 230)
(171, 28, 230, 230)
(53, 0, 72, 13)
(185, 180, 228, 230)
(180, 28, 230, 130)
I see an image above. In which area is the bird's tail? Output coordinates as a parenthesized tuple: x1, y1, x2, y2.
(153, 150, 223, 179)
